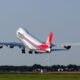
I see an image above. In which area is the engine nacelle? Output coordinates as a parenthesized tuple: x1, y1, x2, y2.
(64, 46, 71, 49)
(9, 46, 14, 48)
(0, 45, 3, 48)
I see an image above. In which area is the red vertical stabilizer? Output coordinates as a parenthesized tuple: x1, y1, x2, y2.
(46, 32, 53, 46)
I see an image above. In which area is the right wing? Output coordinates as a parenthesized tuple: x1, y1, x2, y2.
(56, 43, 80, 49)
(51, 43, 80, 51)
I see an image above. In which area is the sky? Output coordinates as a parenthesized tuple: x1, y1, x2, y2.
(0, 0, 80, 66)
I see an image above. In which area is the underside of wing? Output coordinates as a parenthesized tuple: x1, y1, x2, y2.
(51, 43, 80, 51)
(0, 42, 25, 47)
(0, 42, 26, 53)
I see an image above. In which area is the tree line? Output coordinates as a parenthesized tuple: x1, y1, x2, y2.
(0, 64, 80, 72)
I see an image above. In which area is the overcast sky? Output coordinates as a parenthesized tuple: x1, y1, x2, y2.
(0, 0, 80, 66)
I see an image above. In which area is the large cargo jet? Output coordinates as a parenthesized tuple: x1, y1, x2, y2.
(0, 28, 79, 54)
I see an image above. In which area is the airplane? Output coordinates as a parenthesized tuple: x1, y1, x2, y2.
(0, 27, 79, 54)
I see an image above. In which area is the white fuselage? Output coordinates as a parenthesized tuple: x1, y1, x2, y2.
(16, 28, 42, 49)
(16, 28, 51, 53)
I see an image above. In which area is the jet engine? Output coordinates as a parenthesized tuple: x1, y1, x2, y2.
(0, 45, 3, 48)
(9, 46, 14, 48)
(64, 46, 71, 49)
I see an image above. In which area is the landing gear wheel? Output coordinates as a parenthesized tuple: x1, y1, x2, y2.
(29, 50, 32, 54)
(35, 51, 38, 54)
(22, 49, 25, 54)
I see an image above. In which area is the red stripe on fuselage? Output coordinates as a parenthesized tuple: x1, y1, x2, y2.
(23, 34, 49, 50)
(38, 44, 48, 50)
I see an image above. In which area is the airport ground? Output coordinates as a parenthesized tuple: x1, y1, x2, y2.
(0, 72, 80, 80)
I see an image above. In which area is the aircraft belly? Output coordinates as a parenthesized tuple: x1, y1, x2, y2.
(22, 39, 37, 49)
(25, 33, 42, 45)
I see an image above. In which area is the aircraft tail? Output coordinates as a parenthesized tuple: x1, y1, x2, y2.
(46, 32, 53, 46)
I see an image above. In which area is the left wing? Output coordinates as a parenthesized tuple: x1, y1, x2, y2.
(0, 42, 26, 53)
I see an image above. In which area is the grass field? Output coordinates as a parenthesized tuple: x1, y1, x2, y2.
(0, 72, 80, 80)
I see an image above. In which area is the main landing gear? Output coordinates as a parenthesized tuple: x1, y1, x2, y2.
(28, 50, 32, 54)
(21, 48, 39, 54)
(22, 48, 25, 54)
(28, 50, 39, 54)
